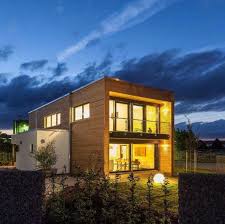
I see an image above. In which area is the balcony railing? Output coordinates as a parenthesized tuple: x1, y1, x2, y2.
(110, 117, 170, 135)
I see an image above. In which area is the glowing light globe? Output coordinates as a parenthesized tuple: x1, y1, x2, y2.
(153, 173, 165, 184)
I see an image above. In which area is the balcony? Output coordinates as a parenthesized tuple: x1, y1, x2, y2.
(109, 118, 170, 140)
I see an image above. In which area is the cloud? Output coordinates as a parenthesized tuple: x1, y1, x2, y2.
(0, 45, 14, 61)
(1, 48, 225, 128)
(0, 73, 9, 83)
(114, 49, 225, 114)
(51, 62, 68, 77)
(0, 53, 113, 128)
(57, 0, 177, 61)
(20, 59, 48, 71)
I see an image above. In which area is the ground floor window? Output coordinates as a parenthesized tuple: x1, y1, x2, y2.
(109, 143, 156, 172)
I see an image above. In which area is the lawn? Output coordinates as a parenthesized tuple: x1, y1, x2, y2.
(115, 175, 178, 215)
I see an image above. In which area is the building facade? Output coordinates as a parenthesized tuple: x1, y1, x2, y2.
(28, 77, 174, 175)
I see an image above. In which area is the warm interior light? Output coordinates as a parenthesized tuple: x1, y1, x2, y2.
(162, 107, 169, 114)
(153, 173, 165, 184)
(162, 144, 169, 151)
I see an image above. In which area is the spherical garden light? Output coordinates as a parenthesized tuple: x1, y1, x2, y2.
(153, 173, 165, 184)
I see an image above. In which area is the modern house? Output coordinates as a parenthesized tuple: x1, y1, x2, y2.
(12, 77, 174, 175)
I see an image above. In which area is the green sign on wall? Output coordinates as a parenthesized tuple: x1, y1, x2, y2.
(13, 120, 29, 134)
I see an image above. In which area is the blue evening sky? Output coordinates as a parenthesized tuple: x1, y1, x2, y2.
(0, 0, 225, 132)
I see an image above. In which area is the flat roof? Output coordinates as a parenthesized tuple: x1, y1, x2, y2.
(29, 76, 173, 113)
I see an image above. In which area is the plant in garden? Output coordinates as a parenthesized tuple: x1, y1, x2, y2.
(33, 141, 57, 170)
(127, 172, 141, 224)
(161, 177, 171, 224)
(145, 175, 155, 224)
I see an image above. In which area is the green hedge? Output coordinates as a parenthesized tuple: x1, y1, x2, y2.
(179, 173, 225, 224)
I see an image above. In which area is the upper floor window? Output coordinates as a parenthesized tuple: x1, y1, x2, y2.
(44, 113, 61, 128)
(109, 99, 160, 133)
(73, 103, 90, 121)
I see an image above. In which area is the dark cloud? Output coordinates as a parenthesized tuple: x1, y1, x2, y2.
(51, 62, 68, 77)
(20, 59, 48, 71)
(0, 45, 14, 61)
(1, 48, 225, 128)
(114, 49, 225, 114)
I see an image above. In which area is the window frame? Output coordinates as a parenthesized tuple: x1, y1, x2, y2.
(109, 143, 157, 172)
(109, 98, 160, 133)
(73, 103, 90, 122)
(44, 112, 61, 128)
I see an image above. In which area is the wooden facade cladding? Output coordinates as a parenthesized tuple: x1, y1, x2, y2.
(29, 95, 70, 130)
(28, 77, 174, 175)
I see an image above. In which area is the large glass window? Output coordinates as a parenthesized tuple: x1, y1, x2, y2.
(44, 113, 61, 128)
(109, 99, 160, 133)
(109, 144, 130, 172)
(132, 144, 155, 170)
(116, 102, 128, 131)
(146, 106, 159, 134)
(132, 105, 143, 132)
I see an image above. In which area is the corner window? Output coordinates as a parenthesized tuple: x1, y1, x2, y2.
(44, 113, 61, 128)
(73, 103, 90, 121)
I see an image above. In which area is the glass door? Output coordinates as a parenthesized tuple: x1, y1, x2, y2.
(109, 144, 130, 171)
(132, 105, 144, 132)
(131, 144, 155, 170)
(115, 102, 128, 131)
(146, 105, 159, 134)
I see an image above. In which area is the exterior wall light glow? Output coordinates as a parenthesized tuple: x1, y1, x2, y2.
(153, 173, 165, 184)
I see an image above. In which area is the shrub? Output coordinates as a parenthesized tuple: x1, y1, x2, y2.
(33, 141, 57, 170)
(179, 173, 225, 224)
(44, 169, 177, 224)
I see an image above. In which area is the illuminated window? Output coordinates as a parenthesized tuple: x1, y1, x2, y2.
(132, 105, 143, 132)
(109, 144, 130, 172)
(73, 103, 90, 121)
(46, 116, 51, 128)
(109, 143, 156, 172)
(52, 114, 57, 126)
(132, 144, 155, 170)
(109, 100, 115, 131)
(109, 100, 128, 132)
(116, 103, 128, 131)
(75, 106, 83, 121)
(57, 113, 61, 125)
(146, 106, 159, 134)
(109, 99, 160, 133)
(83, 103, 90, 118)
(44, 113, 61, 128)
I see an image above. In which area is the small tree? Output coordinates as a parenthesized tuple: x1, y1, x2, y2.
(33, 141, 57, 170)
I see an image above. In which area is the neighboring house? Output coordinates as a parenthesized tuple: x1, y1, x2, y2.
(12, 77, 174, 175)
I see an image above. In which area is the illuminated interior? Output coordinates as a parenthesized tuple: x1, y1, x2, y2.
(109, 99, 166, 134)
(132, 105, 143, 132)
(146, 105, 159, 134)
(109, 144, 130, 171)
(132, 144, 155, 170)
(73, 103, 90, 121)
(44, 113, 61, 128)
(109, 100, 128, 131)
(109, 143, 155, 172)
